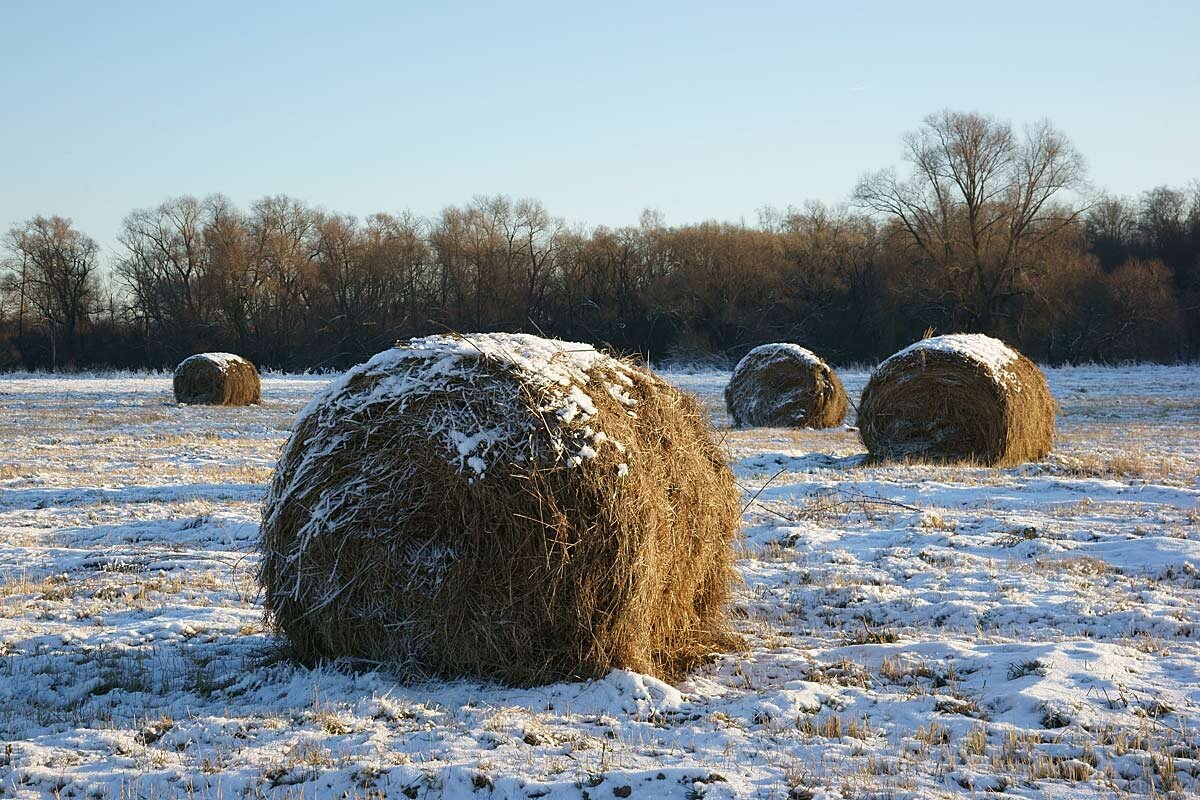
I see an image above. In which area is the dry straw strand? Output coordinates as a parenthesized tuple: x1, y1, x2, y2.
(173, 352, 261, 405)
(725, 343, 848, 428)
(258, 333, 741, 686)
(857, 333, 1055, 466)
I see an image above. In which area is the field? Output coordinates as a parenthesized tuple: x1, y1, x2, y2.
(0, 365, 1197, 799)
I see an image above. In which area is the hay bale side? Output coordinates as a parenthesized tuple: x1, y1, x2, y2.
(857, 334, 1054, 466)
(725, 343, 848, 428)
(173, 353, 260, 406)
(258, 333, 740, 686)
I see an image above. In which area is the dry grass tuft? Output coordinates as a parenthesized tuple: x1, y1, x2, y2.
(725, 344, 848, 429)
(173, 353, 261, 406)
(858, 335, 1055, 466)
(259, 333, 741, 686)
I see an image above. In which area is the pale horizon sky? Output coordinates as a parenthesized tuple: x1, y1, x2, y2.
(2, 0, 1198, 258)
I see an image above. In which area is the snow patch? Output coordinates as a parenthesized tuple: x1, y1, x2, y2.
(737, 343, 824, 370)
(173, 352, 252, 377)
(290, 333, 640, 481)
(883, 333, 1020, 386)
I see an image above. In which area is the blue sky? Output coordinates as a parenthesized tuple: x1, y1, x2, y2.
(2, 0, 1197, 255)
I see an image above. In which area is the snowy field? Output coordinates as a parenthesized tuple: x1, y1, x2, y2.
(0, 365, 1198, 799)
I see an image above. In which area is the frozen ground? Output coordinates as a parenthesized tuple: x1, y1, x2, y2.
(0, 365, 1197, 799)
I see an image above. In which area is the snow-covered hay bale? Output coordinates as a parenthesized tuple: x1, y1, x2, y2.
(725, 343, 848, 428)
(858, 334, 1054, 466)
(258, 332, 740, 685)
(172, 352, 260, 405)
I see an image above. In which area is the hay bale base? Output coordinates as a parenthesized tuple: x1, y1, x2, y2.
(857, 334, 1054, 466)
(173, 353, 261, 405)
(258, 333, 740, 686)
(725, 343, 848, 428)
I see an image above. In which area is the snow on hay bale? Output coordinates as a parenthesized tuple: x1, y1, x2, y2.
(858, 333, 1054, 466)
(725, 343, 849, 428)
(172, 352, 260, 405)
(258, 332, 740, 685)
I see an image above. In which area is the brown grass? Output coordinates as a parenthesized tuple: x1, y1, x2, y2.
(173, 353, 261, 406)
(725, 345, 849, 429)
(857, 337, 1055, 467)
(258, 334, 741, 686)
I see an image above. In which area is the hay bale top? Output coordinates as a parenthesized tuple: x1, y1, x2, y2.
(879, 334, 1021, 387)
(739, 342, 824, 369)
(174, 351, 254, 375)
(291, 332, 646, 481)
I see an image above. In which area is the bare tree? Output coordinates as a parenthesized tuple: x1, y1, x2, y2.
(1085, 195, 1136, 269)
(426, 195, 562, 330)
(203, 195, 254, 354)
(247, 195, 319, 364)
(1104, 258, 1185, 360)
(362, 211, 430, 338)
(855, 110, 1086, 330)
(3, 216, 99, 367)
(116, 196, 225, 353)
(513, 198, 562, 324)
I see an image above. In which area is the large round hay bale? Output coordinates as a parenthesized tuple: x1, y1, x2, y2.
(258, 333, 740, 685)
(172, 353, 261, 405)
(725, 343, 848, 428)
(858, 334, 1054, 466)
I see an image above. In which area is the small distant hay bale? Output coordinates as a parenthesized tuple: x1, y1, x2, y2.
(173, 353, 260, 406)
(858, 334, 1055, 466)
(725, 343, 848, 428)
(258, 333, 740, 685)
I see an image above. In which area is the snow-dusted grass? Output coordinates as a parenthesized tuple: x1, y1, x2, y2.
(0, 366, 1197, 798)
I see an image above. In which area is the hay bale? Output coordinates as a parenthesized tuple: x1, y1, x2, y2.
(172, 353, 260, 405)
(857, 334, 1054, 466)
(725, 343, 848, 428)
(258, 333, 740, 685)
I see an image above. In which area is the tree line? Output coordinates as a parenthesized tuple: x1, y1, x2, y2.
(2, 111, 1197, 371)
